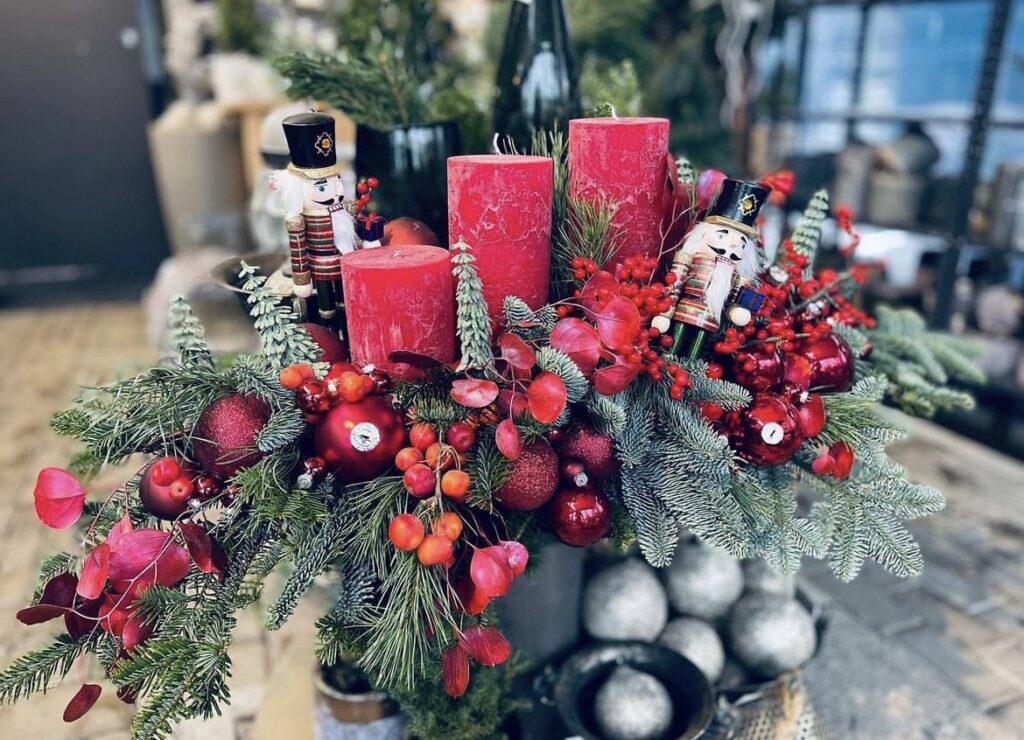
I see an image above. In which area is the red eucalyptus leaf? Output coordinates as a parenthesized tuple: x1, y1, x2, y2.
(592, 357, 642, 396)
(579, 271, 619, 313)
(442, 645, 470, 698)
(178, 523, 222, 579)
(795, 393, 827, 438)
(108, 529, 190, 591)
(830, 442, 855, 479)
(811, 450, 836, 477)
(454, 579, 492, 616)
(459, 625, 512, 667)
(499, 541, 529, 577)
(549, 319, 601, 377)
(588, 296, 641, 353)
(497, 333, 536, 370)
(117, 685, 138, 705)
(17, 573, 78, 625)
(122, 613, 154, 653)
(63, 683, 102, 723)
(495, 419, 523, 460)
(65, 595, 102, 641)
(106, 514, 134, 547)
(98, 593, 132, 636)
(470, 547, 513, 598)
(77, 544, 110, 601)
(450, 378, 500, 409)
(497, 389, 529, 419)
(34, 468, 86, 529)
(526, 372, 567, 424)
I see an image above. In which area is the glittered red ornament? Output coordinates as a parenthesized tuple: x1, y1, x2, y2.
(382, 217, 442, 248)
(301, 323, 349, 363)
(555, 422, 618, 484)
(728, 348, 784, 392)
(193, 394, 272, 479)
(494, 440, 559, 511)
(546, 484, 611, 547)
(728, 392, 804, 466)
(798, 334, 855, 392)
(314, 396, 405, 482)
(140, 460, 197, 519)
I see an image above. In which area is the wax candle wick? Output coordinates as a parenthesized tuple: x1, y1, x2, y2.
(609, 105, 618, 119)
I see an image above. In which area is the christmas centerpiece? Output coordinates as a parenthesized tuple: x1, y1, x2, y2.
(0, 115, 982, 739)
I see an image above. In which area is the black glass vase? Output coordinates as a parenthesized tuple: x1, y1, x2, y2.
(493, 0, 580, 153)
(355, 121, 461, 245)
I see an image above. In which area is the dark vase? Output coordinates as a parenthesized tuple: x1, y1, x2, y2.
(493, 0, 580, 153)
(355, 121, 461, 245)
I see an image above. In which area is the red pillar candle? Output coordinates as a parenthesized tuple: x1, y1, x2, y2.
(448, 155, 554, 324)
(568, 117, 671, 268)
(341, 245, 456, 381)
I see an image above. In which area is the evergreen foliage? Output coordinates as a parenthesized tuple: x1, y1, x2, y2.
(451, 241, 494, 372)
(167, 296, 213, 370)
(503, 296, 557, 340)
(780, 190, 829, 274)
(239, 263, 319, 370)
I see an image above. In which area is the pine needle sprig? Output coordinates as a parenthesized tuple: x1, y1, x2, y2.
(552, 199, 617, 298)
(0, 634, 96, 704)
(451, 241, 494, 372)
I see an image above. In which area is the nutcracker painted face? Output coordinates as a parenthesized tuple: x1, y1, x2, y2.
(681, 221, 759, 278)
(302, 174, 345, 210)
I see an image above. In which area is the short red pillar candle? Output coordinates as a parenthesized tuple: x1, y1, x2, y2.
(568, 117, 671, 268)
(448, 155, 553, 325)
(341, 245, 456, 381)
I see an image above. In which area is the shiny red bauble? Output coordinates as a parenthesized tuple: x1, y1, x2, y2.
(555, 423, 618, 484)
(494, 440, 559, 511)
(728, 348, 784, 392)
(727, 392, 804, 466)
(797, 334, 855, 392)
(546, 484, 611, 547)
(141, 460, 197, 519)
(382, 217, 441, 248)
(193, 394, 272, 479)
(301, 323, 349, 363)
(314, 396, 405, 482)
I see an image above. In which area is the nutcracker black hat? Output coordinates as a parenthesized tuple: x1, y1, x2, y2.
(283, 112, 340, 178)
(705, 178, 771, 238)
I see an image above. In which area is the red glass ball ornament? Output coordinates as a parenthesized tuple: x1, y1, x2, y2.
(195, 475, 222, 502)
(555, 423, 618, 484)
(363, 365, 393, 395)
(314, 396, 405, 482)
(728, 392, 804, 466)
(494, 440, 559, 511)
(301, 323, 349, 363)
(193, 394, 272, 479)
(141, 461, 197, 519)
(728, 347, 784, 392)
(297, 380, 331, 415)
(382, 217, 441, 248)
(799, 334, 855, 392)
(546, 484, 611, 547)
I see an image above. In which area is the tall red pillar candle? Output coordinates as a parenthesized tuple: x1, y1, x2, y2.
(448, 155, 553, 324)
(341, 245, 456, 382)
(568, 117, 671, 268)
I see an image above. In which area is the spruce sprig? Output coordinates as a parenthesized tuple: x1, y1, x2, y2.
(451, 241, 494, 372)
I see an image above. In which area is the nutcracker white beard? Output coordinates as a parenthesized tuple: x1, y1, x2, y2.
(330, 206, 358, 255)
(681, 221, 760, 320)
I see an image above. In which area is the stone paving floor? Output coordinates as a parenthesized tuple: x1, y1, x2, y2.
(0, 302, 1022, 739)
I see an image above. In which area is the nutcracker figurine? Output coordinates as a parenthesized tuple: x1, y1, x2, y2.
(652, 179, 770, 359)
(278, 112, 359, 330)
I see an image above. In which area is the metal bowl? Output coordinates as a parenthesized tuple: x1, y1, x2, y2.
(209, 252, 292, 308)
(554, 641, 716, 740)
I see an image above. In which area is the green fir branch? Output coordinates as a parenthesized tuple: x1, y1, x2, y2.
(450, 241, 494, 372)
(0, 634, 96, 704)
(167, 295, 213, 370)
(239, 262, 320, 370)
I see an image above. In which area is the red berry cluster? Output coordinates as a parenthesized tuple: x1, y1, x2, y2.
(354, 176, 380, 216)
(280, 361, 390, 421)
(569, 256, 599, 282)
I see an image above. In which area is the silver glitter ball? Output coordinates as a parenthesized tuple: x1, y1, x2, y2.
(583, 559, 668, 641)
(657, 617, 725, 683)
(593, 666, 673, 740)
(728, 593, 817, 678)
(742, 559, 796, 598)
(663, 541, 744, 620)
